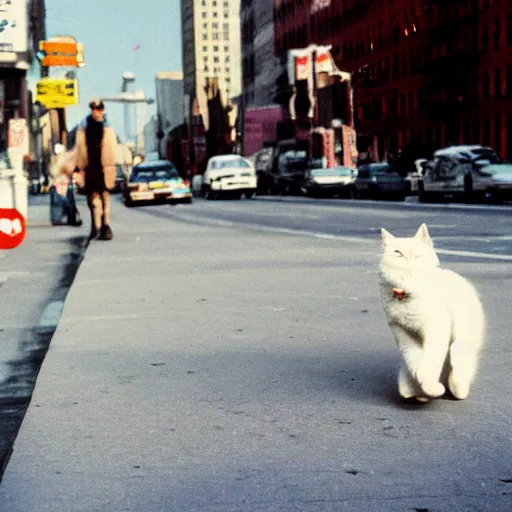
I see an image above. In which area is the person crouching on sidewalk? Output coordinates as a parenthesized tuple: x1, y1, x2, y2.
(74, 99, 118, 241)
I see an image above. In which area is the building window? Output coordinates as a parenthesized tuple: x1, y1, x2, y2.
(202, 34, 208, 40)
(202, 46, 207, 52)
(482, 117, 490, 146)
(482, 71, 490, 98)
(508, 15, 512, 48)
(202, 11, 207, 18)
(494, 68, 501, 97)
(494, 19, 501, 51)
(482, 24, 489, 53)
(214, 56, 219, 63)
(212, 23, 218, 29)
(494, 115, 502, 155)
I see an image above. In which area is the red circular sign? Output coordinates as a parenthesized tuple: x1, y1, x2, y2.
(0, 208, 26, 250)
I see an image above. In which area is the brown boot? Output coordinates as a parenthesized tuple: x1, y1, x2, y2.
(99, 224, 113, 241)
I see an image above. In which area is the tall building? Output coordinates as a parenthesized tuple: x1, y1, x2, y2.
(181, 0, 242, 131)
(274, 0, 512, 163)
(143, 115, 159, 155)
(240, 0, 286, 156)
(0, 0, 46, 149)
(155, 71, 185, 154)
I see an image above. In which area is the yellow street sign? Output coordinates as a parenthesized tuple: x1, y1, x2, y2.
(35, 78, 79, 108)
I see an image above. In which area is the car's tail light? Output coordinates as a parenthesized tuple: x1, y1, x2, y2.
(184, 180, 190, 187)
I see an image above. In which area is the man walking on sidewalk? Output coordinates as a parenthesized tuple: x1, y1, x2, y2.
(74, 99, 118, 241)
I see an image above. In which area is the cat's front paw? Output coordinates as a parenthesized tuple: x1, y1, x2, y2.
(420, 381, 446, 398)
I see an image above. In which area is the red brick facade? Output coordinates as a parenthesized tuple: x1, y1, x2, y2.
(274, 0, 512, 162)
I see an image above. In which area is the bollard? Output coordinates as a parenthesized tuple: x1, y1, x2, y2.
(0, 168, 28, 221)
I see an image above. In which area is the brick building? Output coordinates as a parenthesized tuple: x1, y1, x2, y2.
(240, 0, 285, 155)
(274, 0, 512, 163)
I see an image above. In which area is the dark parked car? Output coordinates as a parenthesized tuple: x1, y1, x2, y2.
(274, 149, 309, 195)
(302, 166, 357, 198)
(354, 163, 407, 201)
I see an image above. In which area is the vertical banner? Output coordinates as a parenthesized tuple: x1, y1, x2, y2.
(324, 128, 336, 168)
(310, 0, 331, 15)
(342, 125, 358, 169)
(288, 45, 315, 120)
(8, 118, 29, 155)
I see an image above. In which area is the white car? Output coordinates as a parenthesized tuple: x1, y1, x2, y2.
(418, 145, 506, 202)
(193, 155, 257, 199)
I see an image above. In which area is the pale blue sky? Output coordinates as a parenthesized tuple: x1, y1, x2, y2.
(33, 0, 183, 140)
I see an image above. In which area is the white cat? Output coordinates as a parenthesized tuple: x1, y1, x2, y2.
(378, 224, 485, 402)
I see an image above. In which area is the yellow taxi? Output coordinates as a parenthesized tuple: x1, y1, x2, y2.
(124, 160, 192, 206)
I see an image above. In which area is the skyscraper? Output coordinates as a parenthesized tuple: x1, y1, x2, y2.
(181, 0, 242, 131)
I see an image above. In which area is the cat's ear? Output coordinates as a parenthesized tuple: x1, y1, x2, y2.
(415, 223, 433, 247)
(381, 228, 395, 244)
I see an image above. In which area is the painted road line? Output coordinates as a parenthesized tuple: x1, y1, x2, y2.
(165, 210, 512, 261)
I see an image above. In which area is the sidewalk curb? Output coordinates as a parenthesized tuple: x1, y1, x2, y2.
(0, 234, 88, 484)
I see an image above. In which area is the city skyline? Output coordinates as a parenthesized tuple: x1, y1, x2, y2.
(33, 0, 183, 140)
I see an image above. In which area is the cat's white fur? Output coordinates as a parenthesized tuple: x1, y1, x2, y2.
(378, 224, 485, 402)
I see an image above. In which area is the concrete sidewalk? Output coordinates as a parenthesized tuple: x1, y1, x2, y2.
(0, 194, 88, 480)
(0, 198, 510, 512)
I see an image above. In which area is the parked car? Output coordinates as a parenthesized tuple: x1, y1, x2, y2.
(193, 155, 257, 199)
(478, 163, 512, 201)
(302, 166, 357, 198)
(404, 159, 427, 195)
(273, 148, 310, 195)
(417, 145, 506, 203)
(112, 164, 126, 194)
(253, 147, 274, 195)
(353, 163, 407, 200)
(124, 160, 192, 207)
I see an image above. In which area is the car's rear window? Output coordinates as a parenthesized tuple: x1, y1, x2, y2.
(131, 166, 179, 182)
(211, 158, 250, 169)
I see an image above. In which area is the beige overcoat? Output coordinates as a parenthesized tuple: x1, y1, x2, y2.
(52, 125, 118, 191)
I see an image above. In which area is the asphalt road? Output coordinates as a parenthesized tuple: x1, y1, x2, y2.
(96, 194, 510, 511)
(144, 194, 512, 261)
(1, 194, 511, 510)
